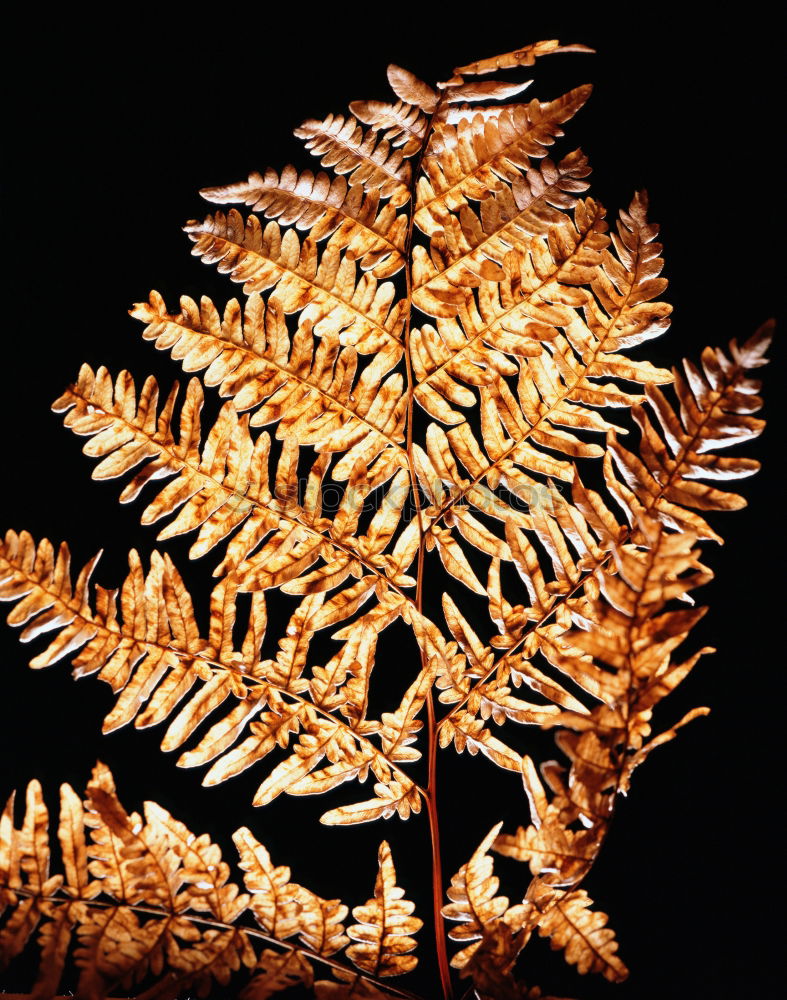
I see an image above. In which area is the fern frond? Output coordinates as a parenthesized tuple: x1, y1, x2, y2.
(295, 890, 349, 959)
(131, 291, 407, 473)
(1, 38, 774, 1000)
(0, 781, 61, 968)
(52, 367, 412, 598)
(378, 659, 437, 765)
(346, 842, 421, 977)
(185, 212, 406, 353)
(319, 780, 422, 827)
(453, 39, 595, 76)
(233, 827, 303, 940)
(384, 64, 438, 114)
(470, 524, 719, 988)
(201, 168, 408, 278)
(545, 522, 715, 748)
(80, 763, 254, 994)
(411, 147, 589, 259)
(492, 757, 597, 886)
(443, 325, 770, 754)
(294, 115, 411, 207)
(442, 823, 508, 969)
(0, 534, 424, 819)
(445, 79, 534, 104)
(1, 765, 423, 999)
(414, 85, 592, 233)
(607, 321, 772, 540)
(536, 889, 627, 982)
(348, 98, 428, 158)
(415, 194, 672, 491)
(438, 712, 522, 773)
(408, 199, 604, 424)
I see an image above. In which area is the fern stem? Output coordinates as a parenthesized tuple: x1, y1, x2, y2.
(400, 86, 453, 1000)
(425, 698, 452, 999)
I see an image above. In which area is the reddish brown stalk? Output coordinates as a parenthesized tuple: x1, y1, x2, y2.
(400, 87, 453, 1000)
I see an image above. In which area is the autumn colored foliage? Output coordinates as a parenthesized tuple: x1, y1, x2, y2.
(0, 38, 771, 1000)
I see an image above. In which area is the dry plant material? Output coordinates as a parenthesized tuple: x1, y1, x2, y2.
(0, 38, 772, 1000)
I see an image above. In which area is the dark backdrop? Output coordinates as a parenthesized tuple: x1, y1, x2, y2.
(2, 9, 783, 999)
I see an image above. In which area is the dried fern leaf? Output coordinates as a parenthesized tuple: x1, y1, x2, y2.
(607, 321, 772, 540)
(201, 168, 408, 278)
(411, 147, 590, 268)
(52, 367, 412, 597)
(1, 765, 424, 999)
(385, 64, 438, 114)
(234, 828, 303, 940)
(537, 889, 627, 982)
(349, 97, 428, 158)
(185, 212, 406, 352)
(0, 534, 422, 818)
(493, 757, 597, 887)
(378, 659, 437, 764)
(294, 114, 412, 207)
(439, 710, 522, 773)
(0, 781, 60, 971)
(453, 39, 595, 76)
(0, 36, 775, 1000)
(442, 823, 508, 969)
(414, 85, 592, 233)
(319, 780, 422, 827)
(346, 841, 421, 977)
(415, 194, 673, 508)
(295, 889, 350, 958)
(132, 291, 407, 470)
(445, 323, 770, 751)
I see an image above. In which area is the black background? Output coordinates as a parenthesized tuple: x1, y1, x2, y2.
(2, 7, 784, 999)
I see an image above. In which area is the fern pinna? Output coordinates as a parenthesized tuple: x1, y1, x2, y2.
(0, 37, 772, 1000)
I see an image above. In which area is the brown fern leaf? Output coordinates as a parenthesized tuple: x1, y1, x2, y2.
(436, 326, 770, 782)
(442, 823, 509, 969)
(0, 37, 775, 1000)
(385, 64, 438, 113)
(541, 523, 717, 799)
(414, 194, 673, 489)
(607, 321, 772, 540)
(52, 367, 413, 597)
(378, 659, 437, 765)
(0, 764, 423, 999)
(185, 212, 406, 353)
(0, 534, 423, 820)
(234, 828, 304, 941)
(493, 758, 597, 888)
(295, 890, 350, 958)
(201, 168, 408, 278)
(537, 889, 627, 982)
(348, 97, 428, 158)
(294, 115, 412, 207)
(467, 523, 719, 991)
(0, 781, 61, 970)
(453, 39, 595, 76)
(346, 841, 421, 977)
(131, 291, 407, 475)
(412, 149, 590, 258)
(414, 85, 592, 233)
